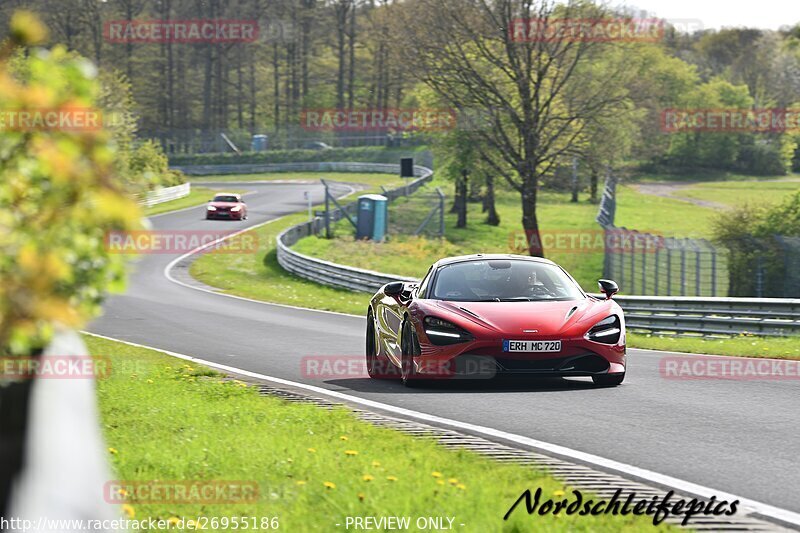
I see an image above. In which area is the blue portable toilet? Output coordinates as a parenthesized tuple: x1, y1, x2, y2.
(251, 134, 268, 151)
(356, 194, 388, 241)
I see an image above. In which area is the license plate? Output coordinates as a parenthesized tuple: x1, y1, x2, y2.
(503, 340, 561, 353)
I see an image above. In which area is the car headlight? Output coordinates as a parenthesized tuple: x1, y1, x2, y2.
(423, 316, 473, 346)
(231, 206, 242, 212)
(207, 205, 217, 211)
(585, 315, 621, 344)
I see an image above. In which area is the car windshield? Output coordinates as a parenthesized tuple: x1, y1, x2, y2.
(430, 260, 583, 302)
(213, 195, 239, 203)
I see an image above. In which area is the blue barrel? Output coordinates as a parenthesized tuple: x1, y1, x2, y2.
(251, 134, 268, 152)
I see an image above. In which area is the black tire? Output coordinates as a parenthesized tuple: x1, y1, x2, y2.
(400, 320, 422, 387)
(366, 311, 393, 379)
(592, 372, 625, 387)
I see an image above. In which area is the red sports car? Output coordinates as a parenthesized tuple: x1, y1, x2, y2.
(366, 254, 626, 387)
(206, 193, 248, 220)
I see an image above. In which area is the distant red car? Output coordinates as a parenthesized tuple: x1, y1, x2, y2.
(366, 254, 626, 387)
(206, 193, 247, 220)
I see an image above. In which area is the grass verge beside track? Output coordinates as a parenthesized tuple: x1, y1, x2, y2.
(628, 333, 800, 359)
(190, 212, 371, 315)
(89, 334, 669, 531)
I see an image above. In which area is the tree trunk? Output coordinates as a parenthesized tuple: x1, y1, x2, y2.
(589, 166, 599, 203)
(521, 177, 543, 257)
(456, 170, 468, 228)
(485, 174, 500, 226)
(347, 2, 356, 110)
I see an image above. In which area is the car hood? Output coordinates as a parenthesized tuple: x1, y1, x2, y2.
(432, 298, 612, 337)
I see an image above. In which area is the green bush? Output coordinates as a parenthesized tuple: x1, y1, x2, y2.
(735, 137, 795, 176)
(0, 13, 141, 355)
(130, 140, 186, 190)
(713, 191, 800, 297)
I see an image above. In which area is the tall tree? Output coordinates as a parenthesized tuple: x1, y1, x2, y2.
(398, 0, 636, 256)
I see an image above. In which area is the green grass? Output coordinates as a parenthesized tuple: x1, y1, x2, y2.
(144, 186, 241, 217)
(190, 213, 372, 315)
(629, 332, 800, 359)
(190, 171, 403, 189)
(89, 334, 668, 531)
(631, 170, 800, 183)
(291, 184, 715, 291)
(679, 180, 800, 209)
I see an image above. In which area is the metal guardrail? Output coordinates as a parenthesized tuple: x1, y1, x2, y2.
(138, 182, 191, 207)
(614, 295, 800, 337)
(276, 164, 432, 293)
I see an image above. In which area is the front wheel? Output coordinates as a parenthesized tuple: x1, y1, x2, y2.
(400, 321, 422, 387)
(592, 372, 625, 387)
(366, 311, 392, 379)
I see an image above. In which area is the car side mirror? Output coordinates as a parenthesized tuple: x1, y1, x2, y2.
(598, 279, 619, 299)
(384, 282, 405, 296)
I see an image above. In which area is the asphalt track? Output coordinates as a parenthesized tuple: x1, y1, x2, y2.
(89, 181, 800, 517)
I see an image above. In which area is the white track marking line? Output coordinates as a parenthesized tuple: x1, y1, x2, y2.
(84, 331, 800, 529)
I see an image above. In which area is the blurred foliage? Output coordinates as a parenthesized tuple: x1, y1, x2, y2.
(0, 12, 142, 356)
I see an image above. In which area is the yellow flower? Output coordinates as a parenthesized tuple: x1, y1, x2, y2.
(146, 379, 153, 384)
(108, 447, 118, 455)
(448, 478, 458, 485)
(167, 517, 180, 526)
(344, 450, 358, 456)
(121, 504, 135, 518)
(287, 458, 293, 463)
(323, 481, 336, 489)
(371, 460, 381, 467)
(553, 489, 566, 498)
(431, 471, 442, 478)
(358, 492, 366, 501)
(307, 448, 316, 453)
(117, 488, 128, 497)
(340, 436, 348, 441)
(436, 480, 445, 486)
(386, 476, 398, 482)
(296, 481, 306, 486)
(456, 483, 466, 490)
(362, 474, 374, 482)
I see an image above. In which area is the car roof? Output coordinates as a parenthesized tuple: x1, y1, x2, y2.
(432, 254, 557, 269)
